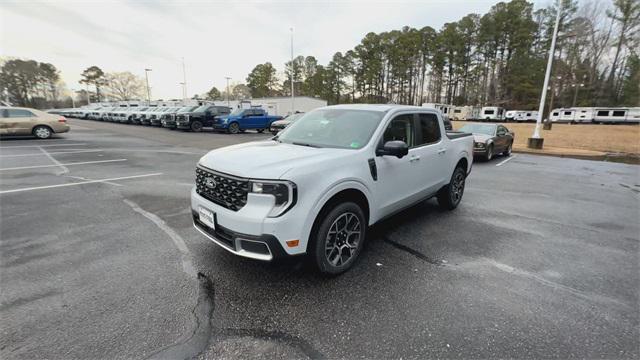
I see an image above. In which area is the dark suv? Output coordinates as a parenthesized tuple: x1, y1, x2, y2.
(161, 106, 198, 129)
(175, 104, 231, 132)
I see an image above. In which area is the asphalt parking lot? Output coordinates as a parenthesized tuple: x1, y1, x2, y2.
(1, 119, 638, 359)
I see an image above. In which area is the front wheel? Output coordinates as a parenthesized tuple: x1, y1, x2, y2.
(311, 202, 366, 275)
(437, 165, 466, 210)
(502, 142, 512, 156)
(485, 145, 494, 161)
(257, 128, 264, 133)
(227, 122, 240, 134)
(33, 125, 52, 139)
(190, 121, 203, 132)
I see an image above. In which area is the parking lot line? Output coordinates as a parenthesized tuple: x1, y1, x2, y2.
(38, 146, 69, 174)
(0, 143, 87, 149)
(0, 173, 163, 194)
(0, 159, 128, 171)
(496, 155, 517, 167)
(0, 149, 103, 158)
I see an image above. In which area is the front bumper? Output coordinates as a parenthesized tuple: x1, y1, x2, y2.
(150, 118, 162, 126)
(191, 187, 305, 261)
(162, 120, 176, 128)
(176, 121, 190, 129)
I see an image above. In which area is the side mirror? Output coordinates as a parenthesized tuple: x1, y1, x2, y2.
(376, 140, 409, 158)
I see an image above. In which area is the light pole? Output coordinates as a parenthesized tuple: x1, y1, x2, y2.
(70, 89, 76, 108)
(182, 57, 188, 101)
(85, 83, 91, 105)
(144, 68, 152, 105)
(528, 0, 562, 149)
(225, 76, 231, 107)
(290, 27, 295, 114)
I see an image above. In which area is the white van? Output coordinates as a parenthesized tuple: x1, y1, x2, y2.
(480, 106, 505, 121)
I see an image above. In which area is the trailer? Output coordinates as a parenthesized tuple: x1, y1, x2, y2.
(480, 106, 505, 121)
(422, 103, 454, 119)
(506, 110, 539, 122)
(451, 106, 481, 121)
(549, 107, 639, 124)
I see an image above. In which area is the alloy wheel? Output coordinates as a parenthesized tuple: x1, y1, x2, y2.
(324, 212, 361, 267)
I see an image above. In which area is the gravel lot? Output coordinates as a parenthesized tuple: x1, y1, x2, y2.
(1, 119, 638, 359)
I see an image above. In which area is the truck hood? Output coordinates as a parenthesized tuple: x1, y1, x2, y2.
(198, 140, 347, 179)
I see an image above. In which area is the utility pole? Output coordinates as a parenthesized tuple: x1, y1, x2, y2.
(182, 57, 188, 101)
(225, 77, 231, 107)
(144, 68, 152, 105)
(528, 0, 561, 149)
(290, 27, 295, 114)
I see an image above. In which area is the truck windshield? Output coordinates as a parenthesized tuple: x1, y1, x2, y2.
(277, 109, 384, 149)
(459, 124, 496, 136)
(193, 105, 209, 112)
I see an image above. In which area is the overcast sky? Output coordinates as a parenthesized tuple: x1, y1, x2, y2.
(2, 0, 553, 100)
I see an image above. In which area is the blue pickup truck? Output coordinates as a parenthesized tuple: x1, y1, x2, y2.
(213, 108, 283, 134)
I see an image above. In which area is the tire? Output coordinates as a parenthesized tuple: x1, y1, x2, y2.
(190, 121, 203, 132)
(257, 129, 264, 133)
(485, 144, 494, 161)
(32, 125, 53, 139)
(502, 142, 512, 156)
(271, 131, 278, 135)
(228, 122, 240, 134)
(437, 165, 466, 210)
(311, 202, 367, 275)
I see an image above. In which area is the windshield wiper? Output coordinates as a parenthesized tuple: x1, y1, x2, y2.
(292, 141, 322, 148)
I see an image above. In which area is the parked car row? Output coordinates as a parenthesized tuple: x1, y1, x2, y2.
(59, 105, 287, 134)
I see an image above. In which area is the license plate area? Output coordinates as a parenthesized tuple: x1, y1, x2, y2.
(198, 206, 215, 229)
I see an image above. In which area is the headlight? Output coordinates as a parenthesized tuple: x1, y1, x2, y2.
(249, 180, 296, 217)
(475, 142, 485, 148)
(222, 118, 228, 123)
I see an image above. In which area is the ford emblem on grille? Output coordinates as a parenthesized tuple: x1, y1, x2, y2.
(204, 177, 217, 189)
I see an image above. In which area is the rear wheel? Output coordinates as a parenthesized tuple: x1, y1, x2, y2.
(33, 126, 52, 139)
(437, 165, 466, 210)
(311, 202, 366, 275)
(190, 121, 203, 132)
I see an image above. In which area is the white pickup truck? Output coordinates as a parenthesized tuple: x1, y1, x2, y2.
(191, 104, 473, 274)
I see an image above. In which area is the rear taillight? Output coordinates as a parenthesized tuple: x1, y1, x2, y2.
(58, 116, 67, 123)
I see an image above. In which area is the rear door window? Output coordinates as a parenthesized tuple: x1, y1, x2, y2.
(597, 110, 609, 116)
(612, 110, 626, 117)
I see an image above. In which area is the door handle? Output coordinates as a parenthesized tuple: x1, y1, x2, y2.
(409, 155, 421, 162)
(437, 148, 446, 155)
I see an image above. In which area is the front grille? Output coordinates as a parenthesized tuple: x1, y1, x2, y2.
(195, 167, 249, 211)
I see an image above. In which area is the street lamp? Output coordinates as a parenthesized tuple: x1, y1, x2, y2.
(144, 68, 152, 104)
(528, 0, 562, 149)
(290, 27, 294, 114)
(182, 57, 188, 101)
(225, 76, 231, 107)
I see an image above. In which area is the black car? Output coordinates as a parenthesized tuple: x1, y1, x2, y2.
(458, 123, 514, 161)
(161, 106, 198, 129)
(175, 104, 231, 132)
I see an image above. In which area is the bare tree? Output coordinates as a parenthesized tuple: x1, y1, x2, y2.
(104, 72, 145, 101)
